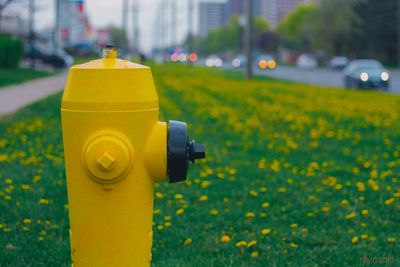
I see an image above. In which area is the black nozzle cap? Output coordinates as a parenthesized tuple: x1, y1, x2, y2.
(188, 141, 206, 163)
(167, 120, 206, 183)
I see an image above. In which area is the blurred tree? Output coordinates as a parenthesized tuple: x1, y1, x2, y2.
(278, 0, 357, 55)
(350, 0, 397, 65)
(317, 0, 357, 55)
(108, 26, 129, 52)
(192, 16, 269, 55)
(277, 4, 319, 52)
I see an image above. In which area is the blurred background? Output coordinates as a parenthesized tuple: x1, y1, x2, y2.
(0, 0, 399, 92)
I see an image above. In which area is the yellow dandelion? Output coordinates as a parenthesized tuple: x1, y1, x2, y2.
(356, 182, 365, 192)
(21, 184, 31, 190)
(249, 190, 258, 197)
(262, 229, 271, 235)
(352, 236, 359, 244)
(39, 199, 49, 205)
(23, 219, 32, 224)
(361, 209, 369, 215)
(245, 212, 255, 218)
(199, 195, 208, 202)
(384, 198, 395, 205)
(176, 208, 184, 215)
(260, 187, 267, 193)
(291, 223, 298, 229)
(345, 212, 357, 220)
(322, 206, 330, 213)
(290, 242, 298, 249)
(262, 202, 270, 208)
(184, 238, 192, 245)
(340, 199, 349, 206)
(220, 235, 231, 243)
(155, 192, 163, 199)
(387, 237, 396, 243)
(157, 225, 164, 231)
(247, 240, 257, 248)
(278, 187, 286, 193)
(174, 194, 183, 200)
(201, 180, 210, 188)
(235, 241, 247, 247)
(361, 234, 368, 240)
(209, 209, 218, 215)
(251, 251, 259, 258)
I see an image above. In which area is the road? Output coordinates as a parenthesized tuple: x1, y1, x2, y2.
(255, 66, 400, 94)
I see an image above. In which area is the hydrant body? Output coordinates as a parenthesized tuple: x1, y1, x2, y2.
(61, 50, 205, 266)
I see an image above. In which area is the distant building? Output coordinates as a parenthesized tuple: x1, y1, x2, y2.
(58, 0, 93, 47)
(198, 0, 314, 38)
(0, 14, 27, 37)
(260, 0, 313, 29)
(198, 1, 229, 38)
(227, 0, 312, 29)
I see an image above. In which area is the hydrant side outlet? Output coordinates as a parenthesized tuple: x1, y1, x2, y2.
(61, 47, 206, 267)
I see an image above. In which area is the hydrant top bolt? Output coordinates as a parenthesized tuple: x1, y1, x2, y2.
(103, 45, 117, 59)
(97, 151, 116, 171)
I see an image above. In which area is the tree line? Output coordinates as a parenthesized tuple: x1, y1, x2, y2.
(191, 0, 399, 66)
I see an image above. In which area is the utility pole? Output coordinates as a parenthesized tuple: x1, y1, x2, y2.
(161, 0, 167, 59)
(132, 0, 139, 55)
(398, 0, 400, 67)
(122, 0, 129, 51)
(170, 0, 177, 49)
(53, 0, 60, 54)
(244, 0, 253, 79)
(29, 0, 35, 69)
(187, 0, 194, 65)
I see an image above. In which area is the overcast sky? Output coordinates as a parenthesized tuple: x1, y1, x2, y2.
(6, 0, 212, 52)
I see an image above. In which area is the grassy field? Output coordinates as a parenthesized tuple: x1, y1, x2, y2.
(0, 64, 399, 266)
(0, 68, 52, 88)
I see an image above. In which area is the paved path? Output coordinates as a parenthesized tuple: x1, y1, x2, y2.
(0, 72, 67, 117)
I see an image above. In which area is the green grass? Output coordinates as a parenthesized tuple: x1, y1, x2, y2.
(0, 65, 399, 266)
(0, 68, 52, 88)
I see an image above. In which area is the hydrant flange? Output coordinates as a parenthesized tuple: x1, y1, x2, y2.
(84, 134, 133, 184)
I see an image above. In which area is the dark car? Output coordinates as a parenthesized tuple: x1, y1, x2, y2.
(344, 60, 390, 90)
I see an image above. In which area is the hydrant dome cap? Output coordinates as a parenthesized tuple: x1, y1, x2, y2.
(72, 58, 149, 69)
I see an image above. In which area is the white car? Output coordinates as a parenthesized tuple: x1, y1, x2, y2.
(296, 54, 317, 69)
(330, 56, 349, 70)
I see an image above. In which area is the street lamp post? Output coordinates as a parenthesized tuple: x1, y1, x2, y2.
(244, 0, 253, 80)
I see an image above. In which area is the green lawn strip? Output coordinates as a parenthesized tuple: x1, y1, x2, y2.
(0, 68, 53, 88)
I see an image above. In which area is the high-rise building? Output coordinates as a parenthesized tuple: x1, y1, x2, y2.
(228, 0, 262, 17)
(260, 0, 312, 29)
(59, 0, 92, 46)
(199, 1, 229, 38)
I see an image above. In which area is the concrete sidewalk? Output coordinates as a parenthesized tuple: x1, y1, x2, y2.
(0, 72, 67, 117)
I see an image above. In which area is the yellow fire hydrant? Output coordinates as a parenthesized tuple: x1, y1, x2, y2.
(61, 46, 205, 266)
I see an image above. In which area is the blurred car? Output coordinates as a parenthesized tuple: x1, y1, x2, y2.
(25, 44, 73, 68)
(42, 49, 74, 68)
(330, 56, 349, 70)
(296, 54, 317, 69)
(231, 55, 246, 68)
(256, 55, 277, 70)
(344, 59, 390, 90)
(205, 55, 223, 68)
